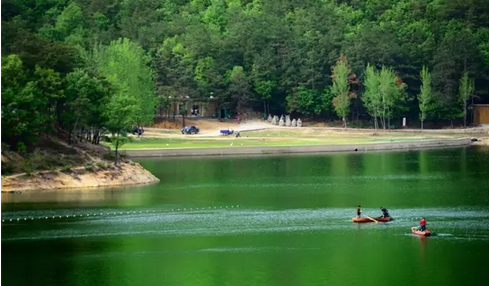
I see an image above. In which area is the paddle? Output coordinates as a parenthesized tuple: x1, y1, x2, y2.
(366, 216, 379, 223)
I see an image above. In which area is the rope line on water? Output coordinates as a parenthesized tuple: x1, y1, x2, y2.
(1, 205, 240, 224)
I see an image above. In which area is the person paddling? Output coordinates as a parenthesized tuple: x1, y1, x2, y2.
(419, 217, 427, 231)
(380, 207, 389, 218)
(357, 205, 362, 218)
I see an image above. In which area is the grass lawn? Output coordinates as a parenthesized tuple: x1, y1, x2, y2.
(105, 131, 455, 150)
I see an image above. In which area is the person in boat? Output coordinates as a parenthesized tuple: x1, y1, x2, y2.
(380, 207, 389, 218)
(357, 205, 361, 218)
(419, 217, 427, 231)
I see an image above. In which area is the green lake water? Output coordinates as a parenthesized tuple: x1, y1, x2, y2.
(2, 147, 489, 286)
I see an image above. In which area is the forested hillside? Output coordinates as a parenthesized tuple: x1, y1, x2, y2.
(2, 0, 489, 149)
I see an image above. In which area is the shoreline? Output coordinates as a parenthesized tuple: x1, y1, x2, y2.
(121, 138, 473, 158)
(1, 137, 480, 193)
(1, 162, 160, 193)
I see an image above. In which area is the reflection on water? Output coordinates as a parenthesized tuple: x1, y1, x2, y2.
(2, 146, 489, 286)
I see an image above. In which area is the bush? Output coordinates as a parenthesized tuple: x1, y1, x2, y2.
(85, 164, 96, 172)
(17, 142, 27, 154)
(21, 149, 43, 174)
(31, 149, 44, 170)
(44, 156, 63, 168)
(103, 152, 115, 161)
(96, 162, 108, 169)
(21, 159, 35, 175)
(61, 165, 72, 173)
(1, 162, 15, 175)
(1, 142, 10, 152)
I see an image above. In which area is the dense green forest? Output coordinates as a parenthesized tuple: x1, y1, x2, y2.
(2, 0, 489, 149)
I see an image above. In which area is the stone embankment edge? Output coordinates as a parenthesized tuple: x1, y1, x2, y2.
(121, 138, 473, 158)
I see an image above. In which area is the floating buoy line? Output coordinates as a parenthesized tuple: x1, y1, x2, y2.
(1, 205, 240, 224)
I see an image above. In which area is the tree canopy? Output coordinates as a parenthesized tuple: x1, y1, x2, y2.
(2, 0, 489, 148)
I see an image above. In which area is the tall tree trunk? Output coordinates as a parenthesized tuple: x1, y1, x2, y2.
(182, 113, 186, 128)
(421, 120, 424, 130)
(464, 100, 467, 129)
(71, 118, 80, 145)
(356, 103, 359, 123)
(114, 132, 120, 165)
(343, 117, 347, 129)
(263, 100, 267, 119)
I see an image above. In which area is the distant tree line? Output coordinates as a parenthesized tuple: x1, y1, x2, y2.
(2, 0, 489, 153)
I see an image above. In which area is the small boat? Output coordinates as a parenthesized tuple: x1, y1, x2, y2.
(352, 217, 392, 223)
(411, 227, 431, 236)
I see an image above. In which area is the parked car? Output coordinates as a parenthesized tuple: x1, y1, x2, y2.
(132, 126, 144, 135)
(182, 125, 199, 134)
(220, 129, 234, 136)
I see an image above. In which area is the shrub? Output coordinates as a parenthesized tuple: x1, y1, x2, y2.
(1, 162, 15, 175)
(96, 162, 108, 169)
(31, 149, 44, 170)
(21, 159, 35, 175)
(1, 142, 10, 152)
(21, 149, 43, 174)
(17, 142, 27, 154)
(85, 164, 96, 172)
(61, 165, 72, 173)
(44, 156, 63, 168)
(103, 152, 115, 161)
